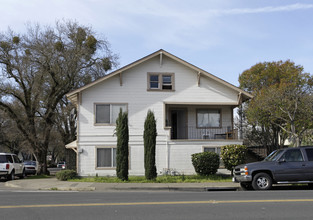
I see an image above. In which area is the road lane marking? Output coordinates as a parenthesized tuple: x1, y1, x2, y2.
(1, 199, 313, 209)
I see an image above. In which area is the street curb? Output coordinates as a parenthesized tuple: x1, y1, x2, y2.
(93, 186, 239, 192)
(4, 182, 239, 192)
(40, 187, 96, 191)
(205, 187, 239, 191)
(4, 179, 240, 192)
(106, 187, 208, 192)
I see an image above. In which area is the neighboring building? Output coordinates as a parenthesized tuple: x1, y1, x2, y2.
(66, 49, 252, 176)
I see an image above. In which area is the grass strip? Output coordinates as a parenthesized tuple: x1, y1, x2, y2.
(69, 174, 232, 183)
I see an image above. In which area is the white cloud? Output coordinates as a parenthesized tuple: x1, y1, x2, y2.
(1, 1, 313, 50)
(90, 2, 313, 49)
(218, 3, 313, 15)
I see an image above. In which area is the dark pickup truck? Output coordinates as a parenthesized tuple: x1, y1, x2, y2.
(233, 146, 313, 190)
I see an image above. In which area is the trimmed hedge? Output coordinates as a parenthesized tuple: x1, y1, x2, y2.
(191, 152, 220, 175)
(56, 170, 77, 181)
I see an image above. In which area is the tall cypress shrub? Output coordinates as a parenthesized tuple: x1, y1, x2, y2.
(144, 110, 157, 180)
(116, 109, 129, 181)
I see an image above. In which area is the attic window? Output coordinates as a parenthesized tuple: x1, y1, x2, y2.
(150, 75, 159, 89)
(148, 73, 174, 91)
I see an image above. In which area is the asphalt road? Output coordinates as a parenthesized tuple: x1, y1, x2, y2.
(1, 188, 313, 220)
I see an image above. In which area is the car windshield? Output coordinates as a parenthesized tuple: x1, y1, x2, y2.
(263, 149, 284, 161)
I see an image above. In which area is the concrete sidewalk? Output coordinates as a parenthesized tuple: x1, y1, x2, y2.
(5, 178, 240, 192)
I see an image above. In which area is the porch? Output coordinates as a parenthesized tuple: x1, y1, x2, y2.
(170, 126, 239, 140)
(165, 103, 240, 140)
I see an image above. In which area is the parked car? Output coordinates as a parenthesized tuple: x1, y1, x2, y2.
(23, 161, 37, 175)
(57, 161, 66, 169)
(233, 146, 313, 190)
(0, 153, 25, 180)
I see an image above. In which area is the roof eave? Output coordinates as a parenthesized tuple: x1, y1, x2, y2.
(66, 49, 164, 98)
(66, 49, 253, 103)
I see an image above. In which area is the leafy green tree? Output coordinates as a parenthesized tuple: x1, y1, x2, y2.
(144, 110, 157, 180)
(0, 21, 118, 174)
(116, 110, 129, 181)
(239, 60, 313, 149)
(251, 81, 313, 147)
(221, 145, 247, 176)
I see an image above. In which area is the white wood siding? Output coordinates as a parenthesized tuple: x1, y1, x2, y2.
(77, 55, 243, 176)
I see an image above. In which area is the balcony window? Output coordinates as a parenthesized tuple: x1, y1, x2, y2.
(197, 109, 221, 128)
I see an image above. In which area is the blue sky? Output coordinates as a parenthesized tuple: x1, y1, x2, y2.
(1, 0, 313, 86)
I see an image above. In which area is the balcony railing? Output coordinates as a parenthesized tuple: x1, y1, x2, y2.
(171, 126, 238, 140)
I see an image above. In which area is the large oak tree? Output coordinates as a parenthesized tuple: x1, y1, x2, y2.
(0, 21, 118, 173)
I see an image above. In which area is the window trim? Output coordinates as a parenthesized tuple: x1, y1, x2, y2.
(95, 146, 117, 170)
(196, 108, 222, 128)
(147, 72, 175, 91)
(94, 103, 128, 126)
(203, 146, 221, 154)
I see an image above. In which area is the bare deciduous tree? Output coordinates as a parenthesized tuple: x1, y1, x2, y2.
(0, 20, 118, 173)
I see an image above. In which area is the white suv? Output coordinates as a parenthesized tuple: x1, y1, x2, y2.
(0, 153, 25, 180)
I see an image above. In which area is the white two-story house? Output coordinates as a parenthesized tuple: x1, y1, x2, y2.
(66, 49, 252, 176)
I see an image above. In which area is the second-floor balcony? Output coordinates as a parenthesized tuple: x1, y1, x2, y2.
(165, 103, 241, 141)
(170, 126, 239, 140)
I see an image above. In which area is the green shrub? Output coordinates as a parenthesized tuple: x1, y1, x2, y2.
(56, 170, 77, 181)
(220, 144, 247, 176)
(191, 152, 220, 175)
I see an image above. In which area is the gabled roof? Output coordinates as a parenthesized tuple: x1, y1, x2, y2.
(67, 49, 252, 104)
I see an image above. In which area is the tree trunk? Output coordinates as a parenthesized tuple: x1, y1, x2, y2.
(36, 148, 48, 175)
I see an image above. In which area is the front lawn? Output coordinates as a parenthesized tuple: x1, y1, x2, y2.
(69, 174, 232, 183)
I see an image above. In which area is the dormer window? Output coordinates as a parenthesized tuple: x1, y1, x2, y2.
(148, 73, 174, 91)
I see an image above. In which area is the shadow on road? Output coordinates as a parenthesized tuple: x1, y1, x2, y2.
(272, 185, 313, 191)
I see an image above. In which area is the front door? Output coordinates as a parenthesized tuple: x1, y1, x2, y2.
(171, 109, 187, 139)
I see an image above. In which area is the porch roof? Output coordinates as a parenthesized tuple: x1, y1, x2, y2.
(65, 140, 77, 153)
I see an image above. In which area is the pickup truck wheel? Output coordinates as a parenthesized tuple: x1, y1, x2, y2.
(252, 173, 272, 190)
(7, 170, 15, 181)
